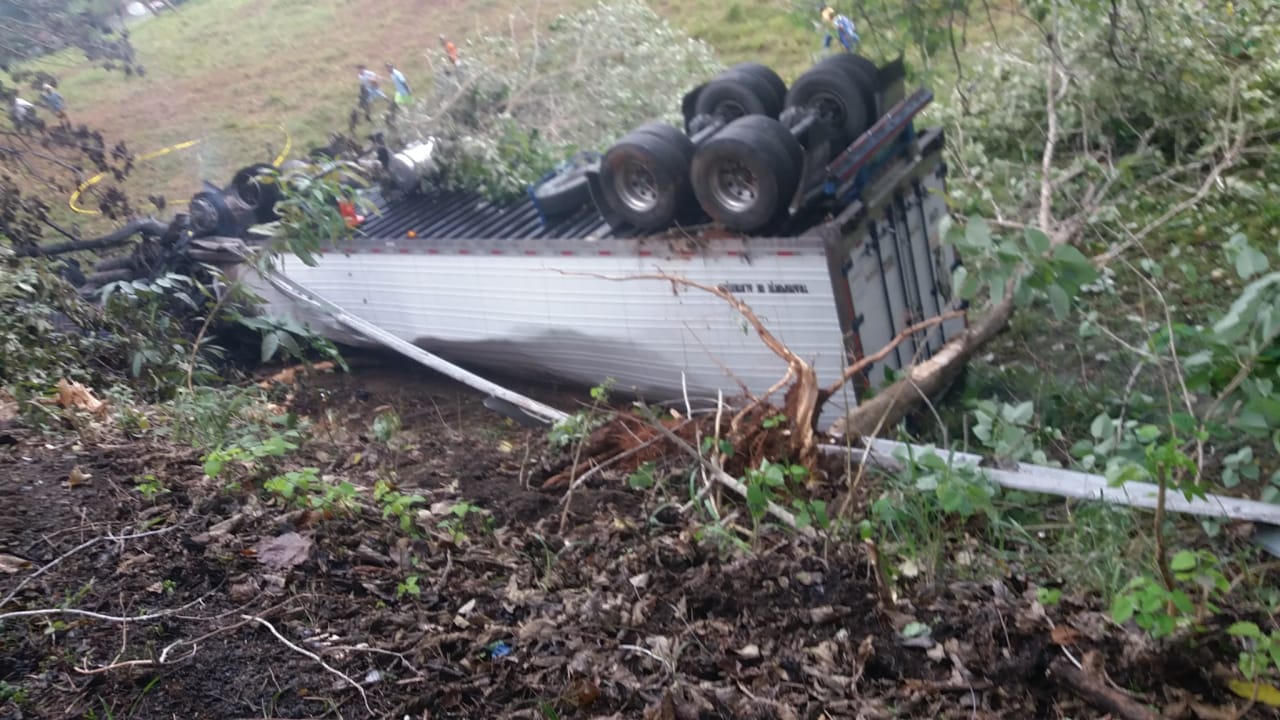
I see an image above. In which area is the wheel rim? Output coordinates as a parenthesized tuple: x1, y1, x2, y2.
(710, 158, 758, 213)
(190, 197, 218, 234)
(810, 91, 846, 125)
(614, 159, 659, 212)
(237, 178, 263, 208)
(715, 100, 747, 120)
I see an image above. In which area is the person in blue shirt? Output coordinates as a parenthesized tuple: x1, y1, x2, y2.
(821, 7, 860, 53)
(384, 61, 412, 108)
(41, 84, 67, 123)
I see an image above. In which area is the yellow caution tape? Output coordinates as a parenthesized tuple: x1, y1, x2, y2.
(68, 124, 292, 215)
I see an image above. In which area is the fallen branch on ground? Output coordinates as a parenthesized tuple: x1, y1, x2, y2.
(1049, 656, 1161, 720)
(243, 614, 372, 714)
(0, 523, 182, 609)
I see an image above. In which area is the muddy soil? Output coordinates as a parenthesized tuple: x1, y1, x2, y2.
(0, 358, 1270, 719)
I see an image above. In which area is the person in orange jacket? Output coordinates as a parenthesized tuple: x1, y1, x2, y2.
(439, 35, 459, 70)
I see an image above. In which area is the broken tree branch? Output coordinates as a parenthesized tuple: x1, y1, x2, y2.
(833, 298, 1014, 438)
(10, 217, 168, 258)
(551, 269, 821, 469)
(0, 523, 182, 609)
(242, 614, 372, 714)
(1050, 656, 1161, 720)
(823, 310, 967, 397)
(1093, 73, 1249, 266)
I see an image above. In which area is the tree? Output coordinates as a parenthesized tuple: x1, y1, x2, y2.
(1, 0, 139, 255)
(396, 0, 721, 200)
(834, 0, 1277, 436)
(0, 0, 143, 76)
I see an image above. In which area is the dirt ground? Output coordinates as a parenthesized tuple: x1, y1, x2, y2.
(0, 358, 1271, 719)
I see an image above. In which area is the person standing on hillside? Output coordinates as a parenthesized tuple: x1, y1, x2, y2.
(356, 64, 387, 121)
(384, 61, 412, 109)
(820, 7, 860, 53)
(40, 84, 67, 124)
(10, 95, 37, 132)
(439, 35, 459, 72)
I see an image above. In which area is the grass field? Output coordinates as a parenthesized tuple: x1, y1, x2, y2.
(28, 0, 827, 235)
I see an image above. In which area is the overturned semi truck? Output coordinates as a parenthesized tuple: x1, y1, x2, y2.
(189, 54, 966, 429)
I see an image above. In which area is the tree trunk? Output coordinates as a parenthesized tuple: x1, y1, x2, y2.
(833, 297, 1014, 438)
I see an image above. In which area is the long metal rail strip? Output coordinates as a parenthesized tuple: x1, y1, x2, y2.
(824, 437, 1280, 527)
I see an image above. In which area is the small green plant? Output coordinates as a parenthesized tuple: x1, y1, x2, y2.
(374, 480, 426, 534)
(1036, 587, 1063, 606)
(396, 574, 422, 599)
(1111, 549, 1228, 638)
(970, 399, 1060, 466)
(743, 460, 807, 527)
(135, 474, 167, 500)
(371, 408, 402, 444)
(791, 498, 830, 531)
(627, 462, 657, 490)
(0, 680, 28, 705)
(761, 412, 788, 429)
(1229, 621, 1280, 681)
(161, 579, 177, 596)
(263, 468, 358, 514)
(438, 501, 487, 543)
(203, 431, 301, 480)
(549, 380, 613, 449)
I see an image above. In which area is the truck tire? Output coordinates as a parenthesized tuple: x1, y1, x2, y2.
(680, 82, 706, 134)
(533, 165, 593, 217)
(632, 121, 695, 165)
(231, 163, 282, 223)
(814, 54, 879, 121)
(600, 130, 692, 232)
(727, 62, 788, 113)
(189, 191, 238, 237)
(690, 116, 800, 233)
(784, 65, 870, 149)
(695, 73, 773, 121)
(732, 114, 804, 186)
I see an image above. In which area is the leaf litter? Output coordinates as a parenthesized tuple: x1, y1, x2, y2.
(0, 361, 1273, 718)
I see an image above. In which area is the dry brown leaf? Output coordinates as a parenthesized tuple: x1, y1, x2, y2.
(517, 617, 558, 643)
(258, 360, 336, 388)
(55, 379, 107, 415)
(253, 531, 313, 570)
(564, 678, 602, 708)
(66, 465, 92, 487)
(1051, 624, 1083, 646)
(0, 395, 17, 423)
(0, 553, 31, 574)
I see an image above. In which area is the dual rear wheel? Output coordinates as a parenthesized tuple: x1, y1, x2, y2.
(598, 55, 882, 234)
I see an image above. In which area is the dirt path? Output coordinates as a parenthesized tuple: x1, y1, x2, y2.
(0, 360, 1263, 718)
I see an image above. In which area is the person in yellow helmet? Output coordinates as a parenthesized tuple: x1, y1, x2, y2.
(821, 6, 860, 53)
